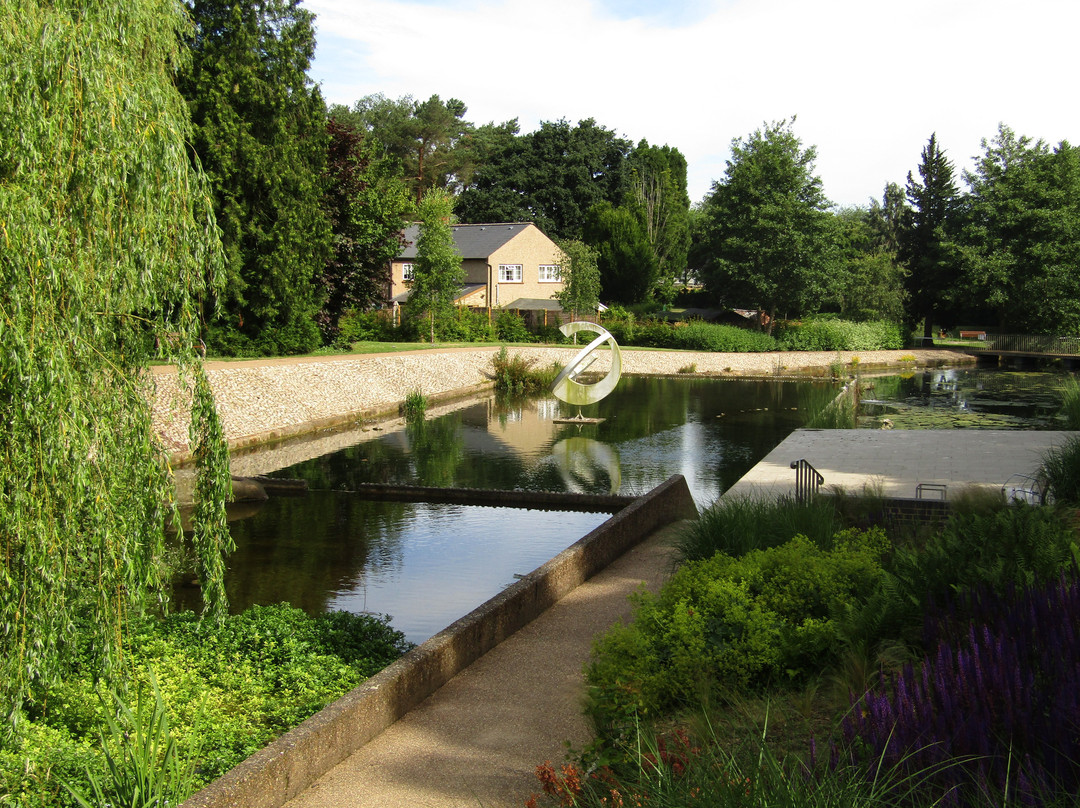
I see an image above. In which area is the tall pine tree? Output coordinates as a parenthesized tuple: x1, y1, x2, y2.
(180, 0, 332, 355)
(899, 133, 961, 343)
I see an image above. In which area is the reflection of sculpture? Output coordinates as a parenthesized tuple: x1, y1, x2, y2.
(551, 436, 621, 494)
(550, 322, 622, 408)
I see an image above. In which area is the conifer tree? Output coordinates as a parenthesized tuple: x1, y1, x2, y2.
(180, 0, 332, 355)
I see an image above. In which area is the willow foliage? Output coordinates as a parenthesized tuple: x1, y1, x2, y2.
(0, 0, 232, 733)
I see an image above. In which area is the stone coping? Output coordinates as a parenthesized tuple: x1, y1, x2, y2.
(179, 474, 698, 808)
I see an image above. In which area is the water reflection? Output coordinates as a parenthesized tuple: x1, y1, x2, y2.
(178, 371, 1068, 642)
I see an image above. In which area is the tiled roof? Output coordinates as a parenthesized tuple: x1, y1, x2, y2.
(392, 283, 486, 304)
(396, 223, 534, 260)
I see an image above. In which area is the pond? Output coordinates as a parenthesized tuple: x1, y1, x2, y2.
(173, 369, 1071, 642)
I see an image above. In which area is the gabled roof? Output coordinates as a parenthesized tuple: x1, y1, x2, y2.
(396, 222, 536, 260)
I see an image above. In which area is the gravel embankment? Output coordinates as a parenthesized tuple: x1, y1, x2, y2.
(152, 346, 972, 462)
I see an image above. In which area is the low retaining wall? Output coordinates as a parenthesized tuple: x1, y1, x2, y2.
(180, 474, 698, 808)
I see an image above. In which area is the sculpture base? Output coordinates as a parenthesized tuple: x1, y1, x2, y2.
(553, 415, 606, 425)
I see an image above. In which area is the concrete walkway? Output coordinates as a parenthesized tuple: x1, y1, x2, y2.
(724, 428, 1073, 501)
(280, 522, 682, 808)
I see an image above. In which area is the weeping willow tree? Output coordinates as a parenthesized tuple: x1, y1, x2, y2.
(0, 0, 232, 734)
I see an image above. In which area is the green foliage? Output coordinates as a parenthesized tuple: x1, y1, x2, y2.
(3, 605, 413, 804)
(0, 0, 231, 734)
(401, 305, 494, 343)
(63, 677, 195, 808)
(319, 115, 413, 343)
(180, 0, 332, 356)
(899, 133, 962, 341)
(625, 140, 692, 305)
(336, 308, 398, 344)
(402, 390, 428, 422)
(698, 118, 838, 329)
(586, 529, 890, 732)
(1042, 434, 1080, 506)
(488, 347, 558, 395)
(493, 309, 534, 343)
(456, 118, 632, 240)
(958, 124, 1080, 334)
(775, 318, 904, 351)
(1059, 375, 1080, 430)
(584, 201, 659, 305)
(885, 504, 1079, 641)
(553, 239, 602, 318)
(671, 321, 777, 352)
(677, 496, 845, 561)
(409, 188, 466, 343)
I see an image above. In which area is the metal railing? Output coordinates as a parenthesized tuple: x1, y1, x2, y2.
(790, 459, 824, 503)
(958, 333, 1080, 356)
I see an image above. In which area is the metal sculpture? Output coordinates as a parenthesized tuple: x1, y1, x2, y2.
(549, 321, 622, 408)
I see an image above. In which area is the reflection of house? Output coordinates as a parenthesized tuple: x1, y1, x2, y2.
(389, 222, 569, 321)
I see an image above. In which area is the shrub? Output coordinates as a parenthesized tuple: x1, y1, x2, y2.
(487, 347, 558, 395)
(493, 310, 533, 343)
(775, 318, 903, 351)
(336, 308, 396, 343)
(671, 321, 777, 353)
(1059, 375, 1080, 430)
(586, 528, 890, 734)
(402, 390, 427, 422)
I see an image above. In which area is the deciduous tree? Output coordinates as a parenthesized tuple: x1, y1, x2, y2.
(320, 115, 412, 342)
(409, 189, 465, 342)
(553, 239, 602, 319)
(698, 118, 837, 331)
(0, 0, 231, 731)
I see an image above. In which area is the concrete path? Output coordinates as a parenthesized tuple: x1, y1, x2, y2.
(724, 428, 1073, 501)
(282, 522, 683, 808)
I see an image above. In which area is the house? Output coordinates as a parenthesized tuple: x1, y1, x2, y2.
(388, 222, 571, 321)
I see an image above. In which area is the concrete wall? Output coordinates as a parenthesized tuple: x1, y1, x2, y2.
(180, 474, 698, 808)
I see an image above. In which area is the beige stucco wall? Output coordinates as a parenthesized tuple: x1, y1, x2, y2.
(487, 224, 564, 308)
(388, 224, 565, 308)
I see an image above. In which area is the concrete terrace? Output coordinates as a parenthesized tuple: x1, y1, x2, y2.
(724, 428, 1071, 501)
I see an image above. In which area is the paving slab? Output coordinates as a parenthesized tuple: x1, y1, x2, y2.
(281, 522, 683, 808)
(724, 428, 1073, 501)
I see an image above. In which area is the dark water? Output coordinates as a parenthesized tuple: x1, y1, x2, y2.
(859, 368, 1069, 430)
(175, 370, 1069, 641)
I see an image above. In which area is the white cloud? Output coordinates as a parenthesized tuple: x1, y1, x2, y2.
(307, 0, 1080, 208)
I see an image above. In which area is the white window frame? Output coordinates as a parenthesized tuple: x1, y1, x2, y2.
(401, 262, 414, 282)
(499, 264, 523, 283)
(538, 264, 561, 283)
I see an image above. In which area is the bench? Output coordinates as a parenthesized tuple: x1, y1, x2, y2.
(959, 330, 986, 340)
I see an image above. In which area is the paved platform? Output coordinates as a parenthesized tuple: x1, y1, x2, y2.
(280, 522, 682, 808)
(724, 428, 1073, 501)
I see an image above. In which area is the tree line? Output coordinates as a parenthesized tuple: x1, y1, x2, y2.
(177, 0, 1079, 354)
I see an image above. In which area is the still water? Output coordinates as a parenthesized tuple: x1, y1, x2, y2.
(176, 370, 1069, 641)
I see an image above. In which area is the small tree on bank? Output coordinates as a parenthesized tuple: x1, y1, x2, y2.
(554, 239, 602, 320)
(409, 188, 464, 342)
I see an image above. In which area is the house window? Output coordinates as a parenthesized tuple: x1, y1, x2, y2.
(538, 264, 561, 283)
(401, 263, 414, 281)
(499, 264, 523, 283)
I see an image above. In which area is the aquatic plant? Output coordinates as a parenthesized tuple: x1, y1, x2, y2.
(402, 389, 428, 421)
(488, 346, 559, 394)
(1057, 375, 1080, 429)
(1041, 433, 1080, 506)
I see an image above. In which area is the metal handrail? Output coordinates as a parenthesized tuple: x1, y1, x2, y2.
(958, 333, 1080, 356)
(790, 459, 824, 503)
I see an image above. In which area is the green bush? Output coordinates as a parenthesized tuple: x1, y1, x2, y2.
(487, 346, 558, 395)
(586, 528, 890, 734)
(337, 308, 397, 343)
(775, 318, 903, 351)
(672, 320, 777, 353)
(1059, 375, 1080, 430)
(493, 309, 533, 343)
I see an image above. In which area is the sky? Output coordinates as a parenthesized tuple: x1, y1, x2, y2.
(305, 0, 1079, 209)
